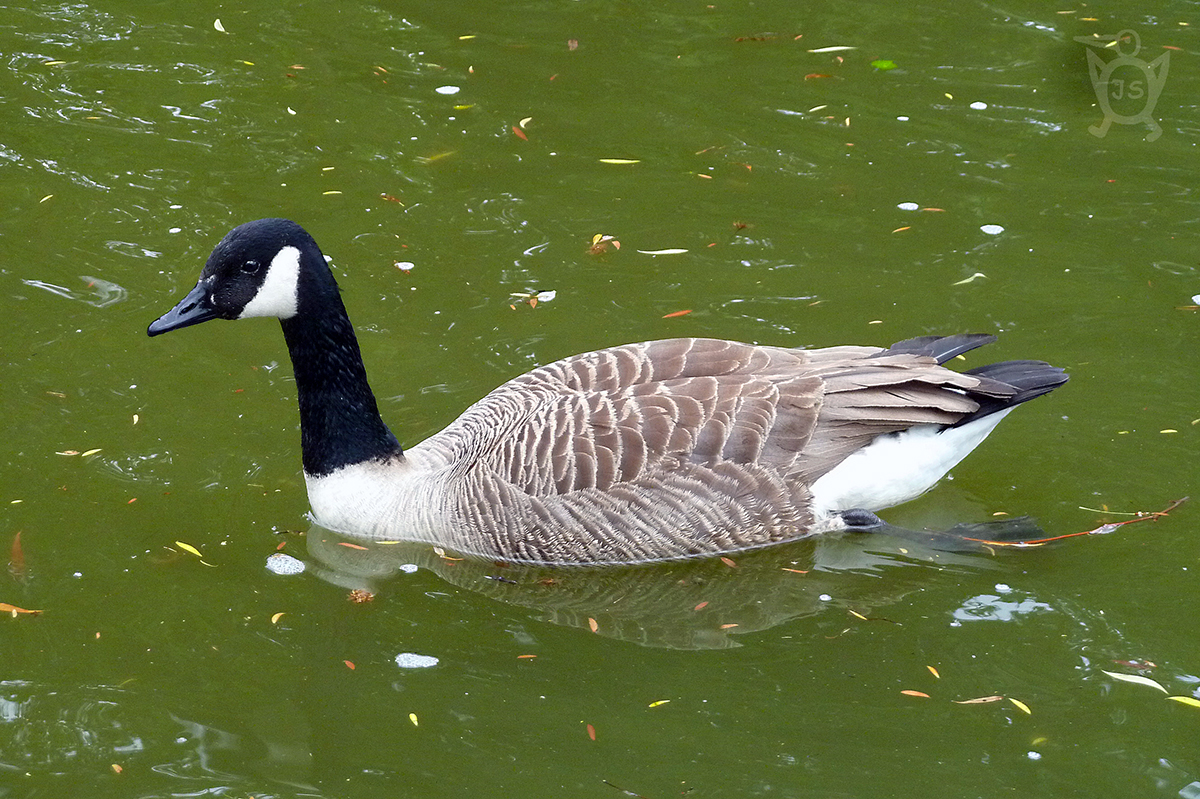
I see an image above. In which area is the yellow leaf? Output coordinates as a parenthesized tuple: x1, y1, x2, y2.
(927, 665, 940, 679)
(175, 541, 203, 558)
(81, 448, 102, 457)
(1009, 698, 1032, 715)
(409, 712, 419, 726)
(322, 190, 342, 195)
(848, 609, 868, 621)
(599, 158, 640, 164)
(39, 194, 53, 203)
(1169, 696, 1200, 708)
(648, 700, 671, 707)
(271, 612, 285, 624)
(901, 690, 930, 698)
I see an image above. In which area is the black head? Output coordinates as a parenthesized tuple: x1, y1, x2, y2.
(148, 218, 325, 336)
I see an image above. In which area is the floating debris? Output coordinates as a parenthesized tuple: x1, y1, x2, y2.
(265, 552, 305, 575)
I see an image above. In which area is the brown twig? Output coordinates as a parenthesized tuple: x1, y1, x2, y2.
(963, 497, 1189, 548)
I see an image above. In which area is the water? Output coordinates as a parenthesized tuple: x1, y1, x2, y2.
(1, 1, 1197, 796)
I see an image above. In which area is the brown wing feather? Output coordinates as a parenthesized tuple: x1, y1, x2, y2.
(423, 337, 999, 563)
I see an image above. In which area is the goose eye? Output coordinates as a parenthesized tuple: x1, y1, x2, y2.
(241, 259, 261, 275)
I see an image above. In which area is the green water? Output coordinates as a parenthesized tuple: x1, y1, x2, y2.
(2, 1, 1198, 796)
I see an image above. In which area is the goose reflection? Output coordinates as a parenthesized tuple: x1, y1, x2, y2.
(298, 518, 1037, 649)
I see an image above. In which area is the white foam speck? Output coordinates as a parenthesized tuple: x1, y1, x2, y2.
(435, 85, 460, 95)
(971, 101, 988, 110)
(897, 115, 909, 121)
(399, 563, 418, 574)
(819, 593, 832, 602)
(980, 224, 1005, 235)
(897, 202, 919, 211)
(395, 652, 439, 669)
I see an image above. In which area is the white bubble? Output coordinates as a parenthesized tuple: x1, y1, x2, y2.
(435, 85, 460, 95)
(1027, 751, 1042, 761)
(265, 553, 305, 575)
(897, 202, 919, 211)
(980, 224, 1005, 235)
(896, 115, 909, 121)
(395, 652, 440, 669)
(399, 563, 418, 574)
(819, 593, 832, 602)
(995, 583, 1012, 594)
(1192, 294, 1200, 304)
(971, 101, 988, 110)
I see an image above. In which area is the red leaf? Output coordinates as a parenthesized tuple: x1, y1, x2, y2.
(586, 723, 596, 740)
(512, 125, 528, 141)
(662, 309, 692, 318)
(344, 660, 356, 670)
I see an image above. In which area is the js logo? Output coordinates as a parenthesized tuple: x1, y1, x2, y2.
(1075, 30, 1169, 141)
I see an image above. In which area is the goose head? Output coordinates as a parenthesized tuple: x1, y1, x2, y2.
(147, 218, 326, 336)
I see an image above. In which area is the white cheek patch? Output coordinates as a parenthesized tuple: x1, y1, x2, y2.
(239, 246, 301, 319)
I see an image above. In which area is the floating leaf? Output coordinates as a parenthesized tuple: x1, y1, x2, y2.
(662, 309, 692, 318)
(81, 448, 102, 457)
(588, 617, 598, 633)
(586, 723, 596, 740)
(927, 665, 940, 679)
(953, 272, 987, 285)
(175, 541, 203, 558)
(1101, 669, 1168, 693)
(901, 690, 930, 698)
(409, 712, 419, 726)
(270, 612, 285, 624)
(512, 125, 528, 141)
(344, 660, 355, 670)
(1169, 696, 1200, 708)
(952, 695, 1004, 704)
(599, 158, 640, 164)
(337, 542, 369, 550)
(720, 556, 737, 568)
(808, 45, 857, 53)
(648, 700, 670, 707)
(719, 623, 739, 629)
(1009, 698, 1032, 715)
(871, 59, 897, 70)
(636, 248, 688, 255)
(694, 601, 709, 611)
(0, 603, 41, 616)
(804, 73, 833, 80)
(213, 18, 226, 33)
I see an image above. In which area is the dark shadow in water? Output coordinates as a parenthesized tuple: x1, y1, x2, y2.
(302, 517, 1041, 650)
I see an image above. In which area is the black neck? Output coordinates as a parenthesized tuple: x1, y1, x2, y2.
(280, 291, 402, 476)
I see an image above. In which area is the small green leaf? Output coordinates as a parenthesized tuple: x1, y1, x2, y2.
(871, 59, 898, 70)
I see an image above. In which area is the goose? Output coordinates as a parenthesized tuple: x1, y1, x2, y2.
(147, 218, 1068, 565)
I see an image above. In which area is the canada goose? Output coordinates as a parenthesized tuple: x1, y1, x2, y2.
(148, 218, 1068, 565)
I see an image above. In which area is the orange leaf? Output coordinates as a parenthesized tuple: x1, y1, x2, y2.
(662, 309, 692, 318)
(0, 602, 41, 615)
(337, 542, 369, 550)
(512, 125, 528, 141)
(719, 623, 739, 629)
(720, 556, 737, 568)
(344, 660, 355, 670)
(892, 226, 911, 233)
(805, 73, 832, 80)
(588, 617, 598, 633)
(586, 723, 596, 740)
(694, 601, 709, 611)
(781, 567, 809, 574)
(927, 665, 940, 679)
(517, 654, 537, 659)
(900, 690, 930, 698)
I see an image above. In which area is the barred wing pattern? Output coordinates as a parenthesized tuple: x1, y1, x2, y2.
(421, 338, 1009, 564)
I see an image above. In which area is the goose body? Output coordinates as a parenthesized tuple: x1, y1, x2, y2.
(148, 218, 1068, 565)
